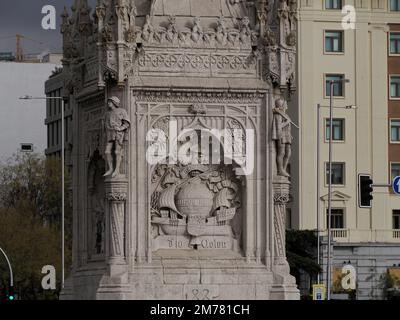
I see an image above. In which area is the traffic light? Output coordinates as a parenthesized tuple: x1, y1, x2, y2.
(358, 174, 373, 208)
(6, 286, 15, 301)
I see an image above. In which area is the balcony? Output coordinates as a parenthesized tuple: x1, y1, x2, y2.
(331, 229, 348, 238)
(319, 229, 400, 243)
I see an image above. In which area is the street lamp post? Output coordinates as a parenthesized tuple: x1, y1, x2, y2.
(0, 246, 13, 288)
(20, 95, 65, 290)
(316, 102, 356, 288)
(317, 103, 321, 285)
(326, 79, 350, 300)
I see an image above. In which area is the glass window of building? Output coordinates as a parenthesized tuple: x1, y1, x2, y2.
(326, 74, 345, 97)
(327, 209, 344, 229)
(390, 76, 400, 98)
(326, 118, 345, 141)
(326, 162, 345, 185)
(390, 0, 400, 11)
(391, 120, 400, 142)
(325, 0, 342, 9)
(325, 31, 344, 53)
(391, 163, 400, 181)
(390, 33, 400, 54)
(393, 210, 400, 230)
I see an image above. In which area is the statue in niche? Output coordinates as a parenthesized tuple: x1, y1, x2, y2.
(272, 98, 292, 178)
(103, 96, 130, 178)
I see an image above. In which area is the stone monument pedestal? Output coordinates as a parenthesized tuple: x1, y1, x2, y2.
(60, 0, 301, 301)
(96, 176, 130, 300)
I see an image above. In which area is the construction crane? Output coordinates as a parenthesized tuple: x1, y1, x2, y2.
(0, 34, 45, 61)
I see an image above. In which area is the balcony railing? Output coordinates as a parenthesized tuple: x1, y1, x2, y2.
(331, 229, 348, 238)
(319, 229, 400, 242)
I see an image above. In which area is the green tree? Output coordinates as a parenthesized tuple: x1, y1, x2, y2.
(286, 230, 322, 299)
(0, 153, 72, 300)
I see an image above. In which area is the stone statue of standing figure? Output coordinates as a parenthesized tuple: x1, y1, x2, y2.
(272, 98, 293, 178)
(104, 96, 130, 178)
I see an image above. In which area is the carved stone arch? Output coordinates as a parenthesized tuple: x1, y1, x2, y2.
(150, 102, 172, 113)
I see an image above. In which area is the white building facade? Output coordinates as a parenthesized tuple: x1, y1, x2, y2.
(292, 0, 400, 299)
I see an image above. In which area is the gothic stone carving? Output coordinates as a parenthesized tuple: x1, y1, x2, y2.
(151, 163, 242, 251)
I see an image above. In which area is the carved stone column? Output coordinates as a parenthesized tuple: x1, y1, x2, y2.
(272, 176, 291, 274)
(105, 176, 128, 272)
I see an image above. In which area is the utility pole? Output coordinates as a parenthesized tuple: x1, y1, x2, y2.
(16, 34, 23, 61)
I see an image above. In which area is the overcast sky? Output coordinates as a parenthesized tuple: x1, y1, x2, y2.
(0, 0, 96, 55)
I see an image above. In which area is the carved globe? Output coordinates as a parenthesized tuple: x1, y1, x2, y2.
(176, 180, 214, 217)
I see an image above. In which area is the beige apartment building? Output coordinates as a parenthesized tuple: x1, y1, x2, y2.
(291, 0, 400, 299)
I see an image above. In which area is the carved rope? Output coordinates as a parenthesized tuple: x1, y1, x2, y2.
(106, 192, 128, 202)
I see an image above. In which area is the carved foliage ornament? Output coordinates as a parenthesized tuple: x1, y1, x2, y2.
(134, 16, 257, 47)
(273, 193, 291, 204)
(106, 192, 127, 202)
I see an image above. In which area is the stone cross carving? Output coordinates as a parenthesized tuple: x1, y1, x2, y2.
(272, 98, 292, 177)
(104, 96, 130, 178)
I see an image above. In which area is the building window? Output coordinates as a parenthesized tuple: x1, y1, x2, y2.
(55, 121, 59, 146)
(327, 209, 344, 229)
(326, 118, 345, 141)
(325, 0, 342, 9)
(390, 76, 400, 98)
(65, 118, 68, 143)
(325, 31, 344, 53)
(391, 119, 400, 142)
(390, 33, 400, 54)
(47, 125, 50, 149)
(325, 74, 345, 97)
(325, 162, 345, 185)
(393, 210, 400, 229)
(51, 123, 55, 147)
(390, 0, 400, 11)
(391, 163, 400, 181)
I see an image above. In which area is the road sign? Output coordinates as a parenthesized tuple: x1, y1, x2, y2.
(393, 176, 400, 195)
(313, 284, 326, 301)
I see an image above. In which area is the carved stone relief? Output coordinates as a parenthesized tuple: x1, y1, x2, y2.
(151, 162, 243, 252)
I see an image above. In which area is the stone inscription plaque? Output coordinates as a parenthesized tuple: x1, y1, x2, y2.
(184, 285, 220, 300)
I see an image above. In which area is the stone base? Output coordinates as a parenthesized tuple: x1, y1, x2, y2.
(59, 276, 75, 300)
(63, 254, 299, 300)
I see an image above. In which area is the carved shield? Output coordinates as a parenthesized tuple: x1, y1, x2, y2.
(187, 215, 207, 237)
